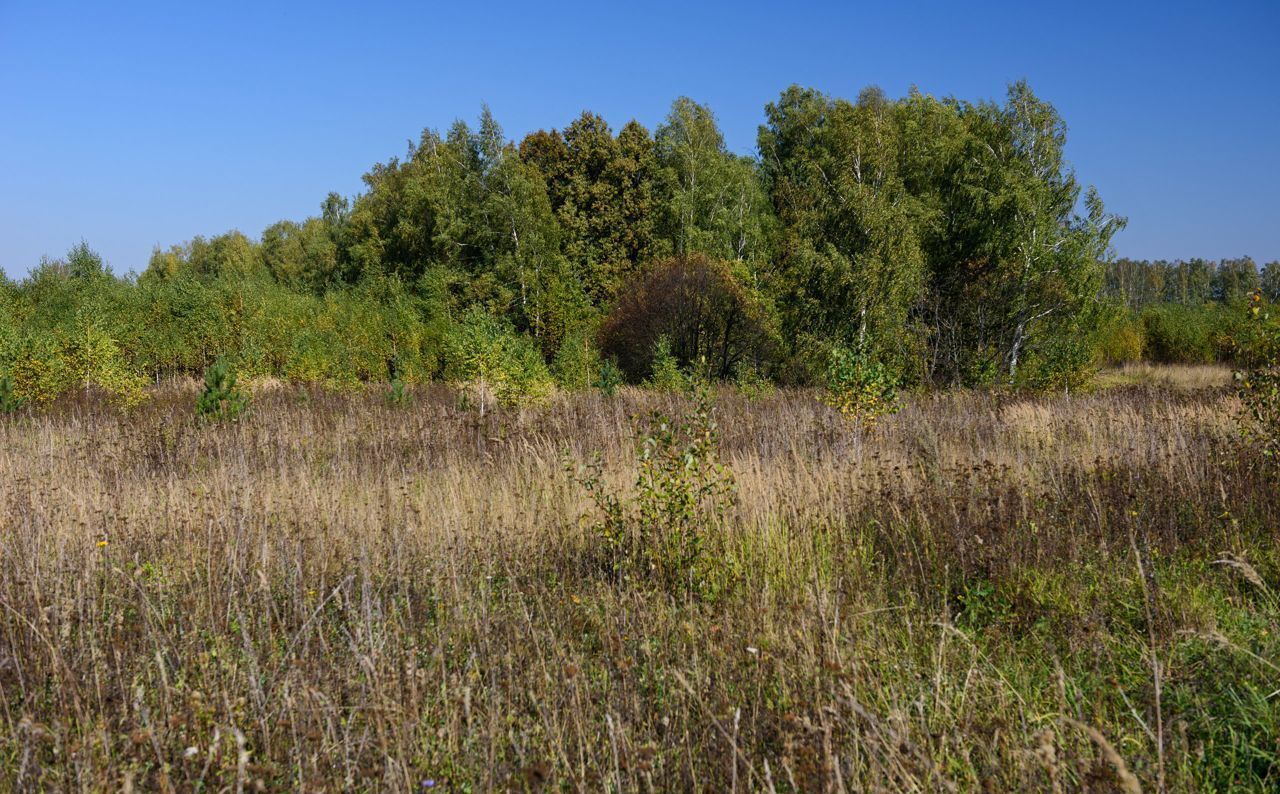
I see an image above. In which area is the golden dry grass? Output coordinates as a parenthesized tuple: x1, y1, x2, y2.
(1, 380, 1277, 791)
(1092, 363, 1234, 391)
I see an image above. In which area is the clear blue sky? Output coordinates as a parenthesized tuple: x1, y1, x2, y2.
(2, 0, 1277, 278)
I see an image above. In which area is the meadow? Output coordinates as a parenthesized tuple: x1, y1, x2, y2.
(2, 370, 1278, 792)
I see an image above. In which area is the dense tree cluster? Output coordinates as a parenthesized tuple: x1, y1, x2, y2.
(1104, 256, 1273, 309)
(5, 81, 1223, 407)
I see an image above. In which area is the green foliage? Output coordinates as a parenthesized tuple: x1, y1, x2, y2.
(732, 359, 773, 400)
(593, 358, 623, 397)
(1014, 312, 1106, 391)
(1, 89, 1242, 404)
(655, 98, 774, 265)
(196, 358, 249, 421)
(550, 326, 599, 391)
(823, 345, 900, 427)
(520, 113, 667, 303)
(387, 377, 409, 406)
(0, 371, 24, 414)
(442, 308, 554, 406)
(1141, 304, 1219, 364)
(760, 87, 927, 379)
(574, 383, 735, 594)
(1262, 261, 1280, 302)
(261, 217, 343, 293)
(1236, 290, 1280, 459)
(66, 240, 109, 280)
(1096, 309, 1146, 366)
(59, 320, 149, 408)
(599, 254, 777, 382)
(645, 336, 686, 393)
(1105, 256, 1261, 309)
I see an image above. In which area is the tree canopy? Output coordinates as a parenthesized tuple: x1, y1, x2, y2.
(4, 83, 1188, 404)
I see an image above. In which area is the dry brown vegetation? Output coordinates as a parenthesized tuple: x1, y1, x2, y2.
(1091, 363, 1234, 392)
(2, 380, 1278, 791)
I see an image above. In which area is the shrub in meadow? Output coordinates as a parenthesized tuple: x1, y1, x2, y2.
(196, 358, 249, 421)
(551, 326, 600, 391)
(593, 357, 623, 398)
(823, 344, 900, 427)
(442, 308, 554, 407)
(645, 335, 686, 393)
(732, 359, 773, 400)
(574, 382, 735, 595)
(1236, 290, 1280, 460)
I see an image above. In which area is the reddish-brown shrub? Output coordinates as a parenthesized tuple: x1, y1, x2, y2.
(598, 254, 776, 381)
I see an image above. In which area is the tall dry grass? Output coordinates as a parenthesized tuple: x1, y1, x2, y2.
(1, 381, 1277, 791)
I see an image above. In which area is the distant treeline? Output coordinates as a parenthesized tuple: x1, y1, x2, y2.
(1, 82, 1272, 407)
(1095, 257, 1279, 368)
(1104, 257, 1279, 309)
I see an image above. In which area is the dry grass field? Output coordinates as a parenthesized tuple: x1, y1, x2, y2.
(2, 378, 1278, 791)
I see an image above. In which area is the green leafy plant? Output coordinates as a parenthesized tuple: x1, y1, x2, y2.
(1096, 310, 1146, 366)
(732, 359, 773, 400)
(1236, 290, 1280, 460)
(442, 308, 554, 407)
(573, 383, 735, 594)
(60, 321, 149, 408)
(196, 358, 249, 421)
(823, 344, 900, 428)
(593, 357, 623, 398)
(386, 377, 409, 406)
(551, 327, 600, 392)
(0, 371, 24, 414)
(645, 335, 686, 393)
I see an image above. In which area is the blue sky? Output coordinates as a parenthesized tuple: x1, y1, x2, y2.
(1, 0, 1276, 278)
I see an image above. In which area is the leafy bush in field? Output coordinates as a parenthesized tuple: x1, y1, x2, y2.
(386, 376, 409, 406)
(59, 322, 150, 408)
(6, 339, 59, 405)
(551, 326, 600, 391)
(1236, 290, 1280, 459)
(823, 344, 899, 427)
(645, 335, 686, 393)
(593, 357, 623, 398)
(1014, 319, 1103, 391)
(598, 254, 776, 382)
(196, 358, 249, 421)
(1142, 304, 1217, 364)
(733, 359, 773, 399)
(385, 353, 410, 406)
(1096, 310, 1146, 366)
(574, 383, 735, 594)
(442, 308, 554, 406)
(6, 319, 150, 408)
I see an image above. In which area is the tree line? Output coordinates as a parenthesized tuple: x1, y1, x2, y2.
(1104, 256, 1278, 310)
(1093, 257, 1279, 367)
(4, 81, 1269, 407)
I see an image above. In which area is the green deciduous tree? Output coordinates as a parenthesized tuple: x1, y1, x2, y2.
(519, 114, 667, 304)
(656, 98, 773, 267)
(760, 86, 925, 382)
(924, 82, 1124, 386)
(261, 217, 342, 293)
(1262, 261, 1280, 302)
